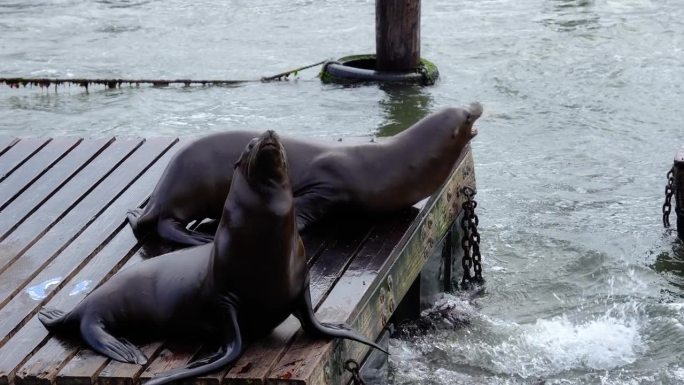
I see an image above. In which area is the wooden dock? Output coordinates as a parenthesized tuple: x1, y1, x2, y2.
(0, 136, 476, 385)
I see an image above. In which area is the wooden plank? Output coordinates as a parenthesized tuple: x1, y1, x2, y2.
(0, 139, 172, 315)
(0, 138, 51, 183)
(1, 139, 186, 385)
(218, 218, 374, 385)
(136, 344, 204, 384)
(0, 138, 182, 341)
(0, 138, 114, 238)
(7, 137, 180, 382)
(0, 139, 140, 270)
(266, 149, 475, 385)
(0, 137, 19, 157)
(266, 210, 415, 384)
(0, 138, 81, 210)
(95, 343, 163, 385)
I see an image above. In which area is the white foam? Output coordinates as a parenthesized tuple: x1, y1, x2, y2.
(515, 314, 643, 374)
(391, 304, 645, 381)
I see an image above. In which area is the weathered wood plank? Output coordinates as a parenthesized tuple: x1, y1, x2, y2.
(0, 138, 81, 210)
(96, 343, 163, 385)
(6, 139, 186, 385)
(266, 148, 475, 385)
(266, 210, 414, 384)
(0, 138, 114, 238)
(54, 348, 111, 385)
(0, 138, 51, 183)
(0, 138, 183, 341)
(0, 137, 19, 157)
(137, 344, 204, 384)
(219, 219, 374, 385)
(0, 139, 141, 270)
(0, 138, 174, 321)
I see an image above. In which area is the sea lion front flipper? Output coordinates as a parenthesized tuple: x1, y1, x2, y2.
(144, 297, 243, 385)
(293, 285, 389, 354)
(80, 317, 148, 364)
(294, 192, 336, 231)
(157, 218, 215, 246)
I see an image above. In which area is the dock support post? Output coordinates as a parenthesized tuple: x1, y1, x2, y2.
(375, 0, 421, 71)
(675, 146, 684, 240)
(391, 275, 421, 323)
(442, 225, 454, 292)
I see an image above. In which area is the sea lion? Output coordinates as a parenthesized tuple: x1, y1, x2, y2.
(128, 103, 482, 246)
(38, 130, 385, 385)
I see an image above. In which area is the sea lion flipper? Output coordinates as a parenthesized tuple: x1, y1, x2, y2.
(38, 307, 68, 330)
(144, 299, 242, 385)
(80, 318, 148, 364)
(157, 218, 214, 246)
(294, 193, 335, 231)
(293, 285, 389, 355)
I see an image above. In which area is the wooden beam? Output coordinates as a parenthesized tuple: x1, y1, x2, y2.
(675, 145, 684, 240)
(375, 0, 421, 71)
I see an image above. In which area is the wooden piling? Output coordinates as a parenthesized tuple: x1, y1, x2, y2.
(675, 145, 684, 240)
(375, 0, 421, 71)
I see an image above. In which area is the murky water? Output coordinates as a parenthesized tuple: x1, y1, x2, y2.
(2, 0, 684, 383)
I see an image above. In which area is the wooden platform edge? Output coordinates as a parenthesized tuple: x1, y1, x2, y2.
(266, 147, 476, 385)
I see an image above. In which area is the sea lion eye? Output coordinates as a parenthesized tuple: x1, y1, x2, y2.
(466, 113, 472, 123)
(246, 138, 258, 151)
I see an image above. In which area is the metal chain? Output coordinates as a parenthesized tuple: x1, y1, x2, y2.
(664, 167, 675, 228)
(344, 359, 366, 385)
(461, 186, 484, 289)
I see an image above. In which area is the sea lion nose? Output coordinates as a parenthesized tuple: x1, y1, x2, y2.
(266, 130, 276, 138)
(468, 102, 483, 119)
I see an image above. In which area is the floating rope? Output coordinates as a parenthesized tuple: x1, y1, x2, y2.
(0, 60, 329, 91)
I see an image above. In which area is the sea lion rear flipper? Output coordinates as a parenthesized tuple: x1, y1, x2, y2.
(293, 285, 389, 355)
(158, 218, 214, 246)
(80, 318, 148, 364)
(38, 307, 68, 330)
(144, 297, 242, 385)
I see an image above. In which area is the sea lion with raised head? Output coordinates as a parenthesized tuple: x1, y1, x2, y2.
(128, 103, 482, 246)
(39, 130, 385, 385)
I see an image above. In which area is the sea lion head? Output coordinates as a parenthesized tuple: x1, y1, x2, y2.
(449, 102, 482, 142)
(235, 130, 289, 188)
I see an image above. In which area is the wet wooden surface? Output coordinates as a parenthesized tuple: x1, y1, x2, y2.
(0, 137, 475, 385)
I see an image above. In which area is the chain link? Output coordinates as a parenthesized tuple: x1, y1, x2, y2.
(663, 167, 675, 228)
(460, 186, 484, 289)
(344, 359, 366, 385)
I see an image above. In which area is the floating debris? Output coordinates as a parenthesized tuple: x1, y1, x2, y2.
(0, 60, 330, 92)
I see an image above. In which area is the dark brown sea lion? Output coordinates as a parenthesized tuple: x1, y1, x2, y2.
(127, 103, 482, 246)
(38, 130, 385, 385)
